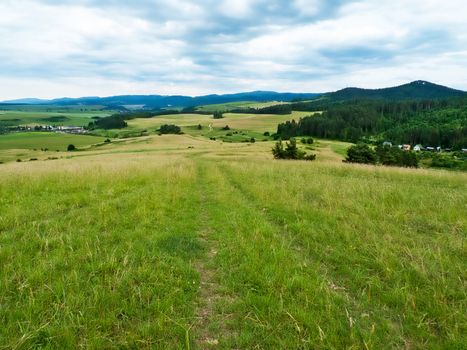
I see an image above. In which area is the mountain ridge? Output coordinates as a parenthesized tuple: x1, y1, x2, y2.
(325, 80, 466, 101)
(2, 81, 465, 108)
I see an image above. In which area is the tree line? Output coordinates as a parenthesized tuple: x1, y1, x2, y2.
(275, 98, 467, 149)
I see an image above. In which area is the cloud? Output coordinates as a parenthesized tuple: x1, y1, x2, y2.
(0, 0, 466, 99)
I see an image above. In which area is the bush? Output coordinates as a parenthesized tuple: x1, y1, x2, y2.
(88, 116, 127, 130)
(345, 143, 377, 164)
(222, 125, 230, 130)
(272, 138, 316, 161)
(104, 138, 111, 143)
(263, 131, 270, 136)
(197, 124, 202, 130)
(213, 111, 223, 119)
(67, 144, 76, 151)
(158, 124, 181, 134)
(250, 137, 256, 143)
(376, 144, 418, 167)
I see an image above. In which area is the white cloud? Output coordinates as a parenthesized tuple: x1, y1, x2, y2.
(0, 0, 466, 99)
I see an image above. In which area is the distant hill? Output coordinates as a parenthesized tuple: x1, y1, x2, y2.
(1, 91, 320, 109)
(1, 98, 50, 104)
(326, 81, 466, 101)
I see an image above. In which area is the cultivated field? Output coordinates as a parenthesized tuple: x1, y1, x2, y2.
(0, 133, 465, 349)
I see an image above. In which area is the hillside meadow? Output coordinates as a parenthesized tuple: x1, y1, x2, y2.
(0, 134, 465, 349)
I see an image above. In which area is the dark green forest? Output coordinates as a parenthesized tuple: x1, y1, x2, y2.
(276, 98, 467, 149)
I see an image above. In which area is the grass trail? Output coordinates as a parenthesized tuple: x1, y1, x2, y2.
(0, 154, 465, 349)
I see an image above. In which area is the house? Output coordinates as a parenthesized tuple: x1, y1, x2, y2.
(426, 146, 435, 152)
(382, 141, 392, 147)
(402, 144, 411, 151)
(413, 144, 423, 151)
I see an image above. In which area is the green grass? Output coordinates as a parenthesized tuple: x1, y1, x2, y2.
(0, 132, 105, 151)
(195, 101, 289, 112)
(0, 138, 465, 348)
(123, 111, 314, 140)
(0, 110, 111, 127)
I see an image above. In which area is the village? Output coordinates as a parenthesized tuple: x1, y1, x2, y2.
(6, 125, 87, 134)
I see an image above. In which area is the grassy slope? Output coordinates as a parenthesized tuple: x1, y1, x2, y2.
(195, 101, 289, 112)
(0, 110, 111, 127)
(0, 132, 105, 151)
(123, 111, 313, 141)
(0, 135, 465, 349)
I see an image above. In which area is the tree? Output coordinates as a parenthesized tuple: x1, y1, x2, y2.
(67, 144, 76, 151)
(88, 116, 127, 130)
(159, 124, 181, 134)
(197, 124, 203, 130)
(345, 143, 377, 164)
(272, 139, 316, 161)
(272, 140, 286, 159)
(213, 111, 224, 119)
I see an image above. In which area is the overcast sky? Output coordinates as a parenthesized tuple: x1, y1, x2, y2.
(1, 0, 466, 99)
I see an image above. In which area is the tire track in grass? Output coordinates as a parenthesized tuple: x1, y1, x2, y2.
(192, 162, 231, 349)
(217, 162, 418, 349)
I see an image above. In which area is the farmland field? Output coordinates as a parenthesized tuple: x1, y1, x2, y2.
(0, 131, 465, 349)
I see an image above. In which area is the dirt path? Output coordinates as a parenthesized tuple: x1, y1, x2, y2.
(192, 165, 227, 349)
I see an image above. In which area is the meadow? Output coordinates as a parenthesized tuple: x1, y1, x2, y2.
(0, 131, 465, 349)
(0, 108, 111, 127)
(194, 101, 289, 112)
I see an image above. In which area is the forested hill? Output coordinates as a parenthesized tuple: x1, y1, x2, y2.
(324, 81, 466, 101)
(277, 97, 467, 149)
(1, 91, 320, 109)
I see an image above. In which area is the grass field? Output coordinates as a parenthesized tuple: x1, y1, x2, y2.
(0, 133, 465, 349)
(195, 101, 289, 112)
(0, 132, 107, 163)
(122, 111, 314, 141)
(0, 110, 111, 127)
(0, 132, 106, 151)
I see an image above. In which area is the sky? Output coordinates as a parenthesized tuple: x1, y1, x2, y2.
(0, 0, 466, 99)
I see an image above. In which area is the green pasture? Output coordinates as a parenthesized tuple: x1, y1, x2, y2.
(195, 101, 289, 112)
(125, 111, 313, 136)
(0, 110, 111, 127)
(0, 143, 465, 349)
(0, 132, 105, 151)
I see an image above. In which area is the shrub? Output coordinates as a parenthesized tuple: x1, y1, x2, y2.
(376, 144, 419, 168)
(104, 138, 111, 143)
(250, 137, 256, 143)
(345, 143, 377, 164)
(272, 138, 316, 161)
(263, 131, 270, 136)
(222, 125, 230, 130)
(88, 116, 127, 130)
(197, 124, 202, 130)
(213, 111, 223, 119)
(158, 124, 181, 134)
(67, 144, 76, 151)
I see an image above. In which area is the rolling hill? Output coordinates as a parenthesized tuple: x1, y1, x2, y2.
(325, 80, 466, 101)
(1, 91, 320, 109)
